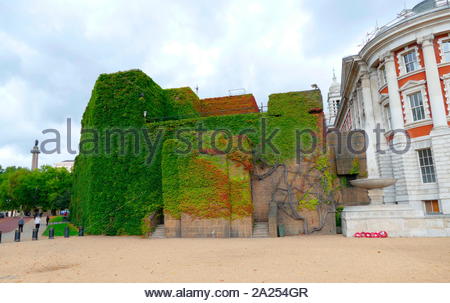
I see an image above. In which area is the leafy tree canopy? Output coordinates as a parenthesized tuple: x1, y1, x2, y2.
(0, 165, 72, 212)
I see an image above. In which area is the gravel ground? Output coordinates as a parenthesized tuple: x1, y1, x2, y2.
(0, 235, 449, 283)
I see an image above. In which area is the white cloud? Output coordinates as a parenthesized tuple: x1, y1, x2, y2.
(0, 0, 412, 168)
(0, 145, 30, 168)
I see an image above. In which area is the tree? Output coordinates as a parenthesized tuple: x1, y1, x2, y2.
(43, 166, 72, 211)
(8, 168, 42, 212)
(0, 166, 24, 211)
(0, 165, 72, 213)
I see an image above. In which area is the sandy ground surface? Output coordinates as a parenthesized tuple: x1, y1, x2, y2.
(0, 235, 449, 283)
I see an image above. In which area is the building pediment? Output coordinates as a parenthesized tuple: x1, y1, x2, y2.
(441, 73, 450, 80)
(399, 79, 426, 91)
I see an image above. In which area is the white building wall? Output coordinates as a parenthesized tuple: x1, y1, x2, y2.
(338, 3, 450, 237)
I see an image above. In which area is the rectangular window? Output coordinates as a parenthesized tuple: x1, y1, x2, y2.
(418, 148, 436, 183)
(403, 51, 419, 73)
(408, 92, 426, 121)
(442, 40, 450, 63)
(424, 200, 441, 214)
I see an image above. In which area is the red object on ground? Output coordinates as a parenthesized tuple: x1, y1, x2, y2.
(353, 231, 389, 238)
(0, 217, 31, 233)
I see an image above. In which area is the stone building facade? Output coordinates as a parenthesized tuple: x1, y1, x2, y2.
(334, 0, 450, 237)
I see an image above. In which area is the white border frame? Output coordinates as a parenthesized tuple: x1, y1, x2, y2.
(437, 34, 450, 64)
(441, 73, 450, 115)
(415, 147, 437, 185)
(399, 80, 431, 126)
(423, 199, 443, 215)
(377, 62, 387, 88)
(396, 46, 422, 76)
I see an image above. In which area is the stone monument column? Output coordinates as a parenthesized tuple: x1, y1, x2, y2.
(31, 140, 40, 170)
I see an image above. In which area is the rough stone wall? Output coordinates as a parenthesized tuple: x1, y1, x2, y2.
(328, 131, 367, 176)
(251, 161, 337, 236)
(231, 217, 253, 237)
(180, 214, 231, 238)
(162, 137, 253, 238)
(165, 214, 181, 238)
(251, 165, 282, 222)
(327, 130, 370, 206)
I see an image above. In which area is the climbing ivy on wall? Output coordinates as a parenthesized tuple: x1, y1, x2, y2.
(162, 87, 201, 121)
(297, 153, 341, 211)
(71, 69, 324, 236)
(162, 133, 253, 220)
(72, 70, 174, 235)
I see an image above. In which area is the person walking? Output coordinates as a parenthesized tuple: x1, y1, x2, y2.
(34, 215, 41, 230)
(18, 217, 24, 233)
(46, 216, 50, 226)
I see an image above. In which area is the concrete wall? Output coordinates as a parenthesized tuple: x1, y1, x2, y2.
(342, 204, 450, 237)
(164, 214, 181, 238)
(164, 214, 252, 238)
(180, 214, 231, 238)
(251, 165, 282, 222)
(231, 217, 252, 238)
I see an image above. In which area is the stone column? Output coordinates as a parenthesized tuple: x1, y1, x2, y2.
(383, 53, 410, 204)
(383, 53, 405, 131)
(31, 141, 40, 170)
(418, 34, 448, 130)
(360, 64, 385, 205)
(418, 35, 450, 214)
(369, 68, 396, 204)
(369, 69, 384, 131)
(359, 66, 380, 178)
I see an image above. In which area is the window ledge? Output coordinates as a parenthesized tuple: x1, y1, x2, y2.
(437, 62, 450, 68)
(404, 119, 433, 129)
(424, 213, 450, 218)
(398, 68, 425, 80)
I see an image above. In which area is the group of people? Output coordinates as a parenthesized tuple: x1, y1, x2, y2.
(17, 214, 50, 232)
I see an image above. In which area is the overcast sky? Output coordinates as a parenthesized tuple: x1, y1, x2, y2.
(0, 0, 418, 168)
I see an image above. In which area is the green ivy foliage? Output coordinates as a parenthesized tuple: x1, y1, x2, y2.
(72, 69, 323, 235)
(161, 133, 252, 220)
(163, 87, 201, 120)
(72, 70, 173, 235)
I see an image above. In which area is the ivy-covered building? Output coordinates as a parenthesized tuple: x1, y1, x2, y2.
(71, 69, 338, 238)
